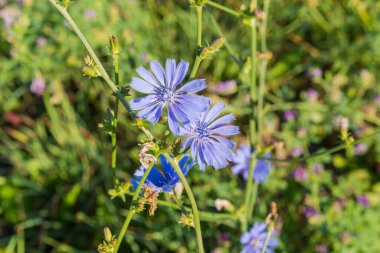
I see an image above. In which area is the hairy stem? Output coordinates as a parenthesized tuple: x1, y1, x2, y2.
(111, 53, 120, 182)
(190, 6, 203, 78)
(190, 56, 202, 78)
(206, 0, 240, 17)
(261, 229, 273, 253)
(257, 0, 270, 146)
(49, 0, 134, 118)
(196, 6, 203, 47)
(114, 162, 155, 252)
(163, 154, 204, 253)
(243, 19, 258, 232)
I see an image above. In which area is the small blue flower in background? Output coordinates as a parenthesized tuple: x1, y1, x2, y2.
(132, 155, 194, 192)
(128, 59, 210, 134)
(177, 102, 239, 171)
(231, 145, 272, 183)
(240, 222, 278, 253)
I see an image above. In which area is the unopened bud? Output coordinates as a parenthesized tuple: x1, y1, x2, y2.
(189, 0, 206, 7)
(103, 227, 112, 242)
(200, 37, 225, 60)
(179, 212, 194, 228)
(109, 36, 119, 56)
(265, 202, 278, 232)
(59, 0, 73, 8)
(83, 55, 92, 66)
(210, 37, 225, 51)
(82, 65, 101, 78)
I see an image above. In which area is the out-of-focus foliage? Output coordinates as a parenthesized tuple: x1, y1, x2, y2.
(0, 0, 379, 252)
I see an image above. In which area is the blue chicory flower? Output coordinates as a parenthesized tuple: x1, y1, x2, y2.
(128, 59, 210, 134)
(240, 222, 278, 253)
(132, 154, 194, 192)
(177, 102, 239, 171)
(231, 145, 272, 183)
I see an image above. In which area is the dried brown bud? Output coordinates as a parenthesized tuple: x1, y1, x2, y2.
(265, 202, 278, 232)
(138, 142, 157, 168)
(109, 36, 120, 56)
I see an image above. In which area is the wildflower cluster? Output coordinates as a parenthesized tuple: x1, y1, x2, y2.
(129, 59, 239, 171)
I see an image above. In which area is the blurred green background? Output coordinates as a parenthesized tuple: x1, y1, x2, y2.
(0, 0, 380, 252)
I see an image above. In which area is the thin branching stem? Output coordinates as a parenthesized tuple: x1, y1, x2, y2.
(257, 0, 271, 146)
(49, 0, 134, 118)
(190, 5, 203, 78)
(111, 52, 120, 182)
(114, 162, 155, 252)
(261, 229, 272, 253)
(206, 0, 240, 17)
(243, 19, 258, 232)
(163, 154, 204, 253)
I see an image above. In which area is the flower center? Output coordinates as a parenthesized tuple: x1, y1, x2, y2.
(250, 238, 260, 248)
(155, 87, 176, 103)
(194, 122, 210, 139)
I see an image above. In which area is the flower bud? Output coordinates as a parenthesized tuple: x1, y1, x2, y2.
(189, 0, 206, 7)
(58, 0, 74, 8)
(210, 37, 225, 51)
(200, 37, 225, 60)
(82, 65, 101, 78)
(109, 36, 119, 56)
(103, 227, 112, 242)
(83, 54, 92, 66)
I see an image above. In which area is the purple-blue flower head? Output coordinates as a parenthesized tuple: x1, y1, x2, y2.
(240, 222, 278, 253)
(178, 102, 239, 171)
(132, 155, 194, 192)
(129, 59, 210, 134)
(231, 145, 273, 183)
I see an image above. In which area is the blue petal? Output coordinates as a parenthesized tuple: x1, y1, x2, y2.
(146, 166, 166, 187)
(204, 102, 225, 123)
(177, 79, 206, 93)
(172, 60, 189, 88)
(165, 59, 176, 88)
(150, 61, 166, 86)
(196, 142, 207, 171)
(137, 103, 163, 124)
(136, 66, 161, 87)
(209, 113, 236, 129)
(212, 135, 235, 149)
(129, 95, 157, 110)
(181, 137, 194, 151)
(160, 154, 171, 171)
(169, 104, 190, 124)
(179, 155, 194, 175)
(167, 107, 181, 134)
(210, 125, 240, 136)
(130, 77, 155, 93)
(176, 94, 210, 112)
(202, 141, 227, 169)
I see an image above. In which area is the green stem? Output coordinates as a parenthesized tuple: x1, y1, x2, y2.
(114, 162, 155, 253)
(261, 229, 273, 253)
(111, 54, 120, 181)
(243, 19, 258, 232)
(206, 0, 240, 17)
(257, 0, 270, 147)
(207, 9, 242, 67)
(190, 56, 202, 78)
(190, 6, 203, 78)
(163, 154, 204, 253)
(247, 181, 258, 221)
(243, 155, 256, 231)
(196, 6, 202, 47)
(48, 0, 134, 118)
